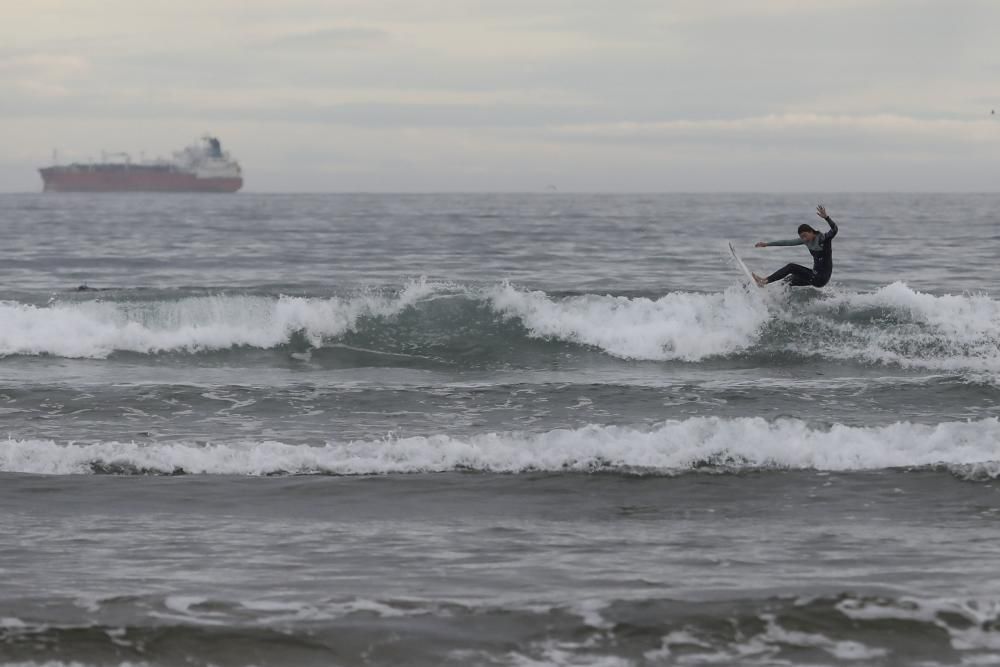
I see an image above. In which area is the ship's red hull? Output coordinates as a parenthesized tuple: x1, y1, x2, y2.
(39, 167, 242, 193)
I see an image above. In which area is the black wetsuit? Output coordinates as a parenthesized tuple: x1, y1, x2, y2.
(765, 217, 838, 287)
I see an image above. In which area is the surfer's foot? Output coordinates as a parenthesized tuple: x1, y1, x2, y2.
(752, 273, 768, 288)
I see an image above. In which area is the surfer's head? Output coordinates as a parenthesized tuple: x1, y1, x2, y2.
(797, 224, 819, 242)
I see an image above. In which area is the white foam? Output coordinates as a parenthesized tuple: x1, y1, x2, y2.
(239, 600, 307, 613)
(760, 613, 889, 660)
(643, 630, 719, 662)
(490, 281, 1000, 373)
(0, 663, 151, 667)
(4, 281, 1000, 374)
(838, 596, 1000, 652)
(507, 643, 633, 667)
(0, 280, 435, 359)
(2, 417, 998, 477)
(571, 599, 613, 629)
(489, 283, 771, 361)
(791, 282, 1000, 372)
(162, 595, 210, 615)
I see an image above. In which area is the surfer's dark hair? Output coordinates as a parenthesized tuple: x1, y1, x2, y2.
(797, 224, 819, 235)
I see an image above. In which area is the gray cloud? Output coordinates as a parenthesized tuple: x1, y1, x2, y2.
(263, 26, 390, 50)
(1, 0, 998, 191)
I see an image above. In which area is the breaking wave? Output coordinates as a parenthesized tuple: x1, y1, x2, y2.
(2, 417, 998, 478)
(1, 280, 999, 373)
(0, 280, 437, 359)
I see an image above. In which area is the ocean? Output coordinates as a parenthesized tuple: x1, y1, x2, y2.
(1, 192, 998, 666)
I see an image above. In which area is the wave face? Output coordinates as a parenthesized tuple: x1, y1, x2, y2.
(492, 281, 1000, 371)
(2, 417, 997, 478)
(2, 281, 999, 373)
(0, 280, 437, 359)
(489, 282, 771, 361)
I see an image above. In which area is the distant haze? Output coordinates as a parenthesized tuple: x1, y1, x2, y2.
(1, 0, 998, 192)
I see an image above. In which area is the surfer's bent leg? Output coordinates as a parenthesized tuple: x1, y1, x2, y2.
(811, 273, 831, 288)
(766, 263, 815, 286)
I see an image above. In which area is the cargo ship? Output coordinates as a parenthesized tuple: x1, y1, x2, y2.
(39, 136, 243, 193)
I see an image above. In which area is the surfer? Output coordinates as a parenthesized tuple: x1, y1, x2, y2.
(752, 205, 838, 288)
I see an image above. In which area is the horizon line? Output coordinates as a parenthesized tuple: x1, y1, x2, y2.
(1, 189, 999, 196)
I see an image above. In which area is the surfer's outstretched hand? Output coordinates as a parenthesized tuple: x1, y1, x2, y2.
(755, 241, 767, 248)
(816, 205, 829, 219)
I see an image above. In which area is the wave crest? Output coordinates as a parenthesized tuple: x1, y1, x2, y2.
(488, 283, 770, 361)
(2, 417, 997, 478)
(2, 281, 999, 373)
(0, 280, 436, 358)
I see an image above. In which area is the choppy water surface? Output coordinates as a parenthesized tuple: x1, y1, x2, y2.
(1, 193, 999, 666)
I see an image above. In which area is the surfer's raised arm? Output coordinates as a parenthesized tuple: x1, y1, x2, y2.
(816, 205, 838, 241)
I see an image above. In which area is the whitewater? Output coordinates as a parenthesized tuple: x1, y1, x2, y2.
(3, 417, 999, 478)
(2, 192, 998, 667)
(3, 280, 1000, 376)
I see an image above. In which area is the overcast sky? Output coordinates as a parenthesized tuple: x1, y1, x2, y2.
(1, 0, 998, 192)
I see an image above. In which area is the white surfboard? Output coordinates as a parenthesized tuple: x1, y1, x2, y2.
(728, 241, 757, 286)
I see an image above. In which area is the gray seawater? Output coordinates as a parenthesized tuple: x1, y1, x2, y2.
(1, 193, 999, 666)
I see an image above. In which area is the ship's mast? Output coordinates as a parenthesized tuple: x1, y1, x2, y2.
(101, 151, 133, 165)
